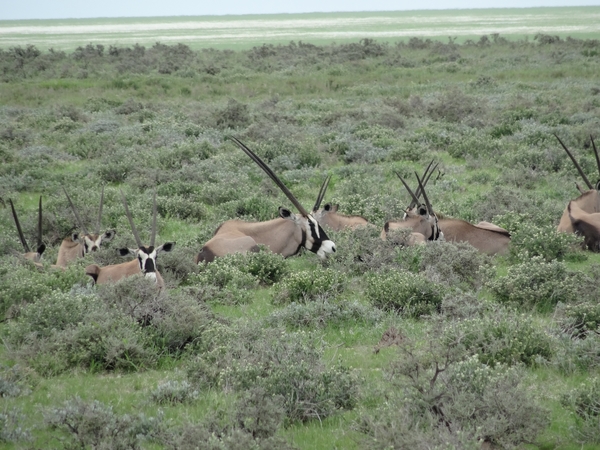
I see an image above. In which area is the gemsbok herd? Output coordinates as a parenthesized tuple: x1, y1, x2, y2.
(6, 134, 600, 289)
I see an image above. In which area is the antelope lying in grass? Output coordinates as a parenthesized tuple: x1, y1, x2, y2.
(56, 187, 115, 268)
(85, 191, 175, 289)
(195, 137, 336, 263)
(312, 175, 370, 231)
(381, 170, 441, 245)
(555, 134, 600, 250)
(8, 197, 46, 267)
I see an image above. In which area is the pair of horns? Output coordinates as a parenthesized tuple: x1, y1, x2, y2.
(409, 160, 439, 210)
(63, 186, 105, 235)
(120, 190, 157, 248)
(230, 137, 311, 217)
(9, 196, 43, 253)
(313, 175, 331, 212)
(396, 171, 435, 218)
(555, 134, 599, 190)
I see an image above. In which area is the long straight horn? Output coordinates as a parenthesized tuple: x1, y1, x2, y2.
(37, 196, 43, 248)
(63, 187, 89, 235)
(412, 160, 439, 208)
(312, 175, 331, 212)
(414, 172, 435, 217)
(555, 134, 593, 189)
(8, 199, 31, 253)
(395, 172, 421, 209)
(150, 190, 157, 247)
(591, 135, 600, 182)
(120, 190, 143, 248)
(230, 136, 310, 217)
(96, 185, 104, 235)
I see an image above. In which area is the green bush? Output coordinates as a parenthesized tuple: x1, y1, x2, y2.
(366, 270, 443, 317)
(186, 325, 358, 423)
(443, 310, 554, 366)
(555, 301, 600, 338)
(560, 377, 600, 444)
(0, 407, 31, 444)
(273, 268, 345, 304)
(487, 257, 581, 311)
(150, 380, 198, 405)
(509, 223, 585, 262)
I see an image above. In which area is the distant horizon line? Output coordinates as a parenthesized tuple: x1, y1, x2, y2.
(2, 5, 598, 23)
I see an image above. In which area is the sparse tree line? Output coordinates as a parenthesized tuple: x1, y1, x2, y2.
(1, 35, 600, 448)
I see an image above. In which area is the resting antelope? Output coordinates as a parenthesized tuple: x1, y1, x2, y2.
(8, 197, 45, 266)
(85, 191, 175, 289)
(56, 187, 115, 268)
(312, 175, 370, 231)
(195, 137, 336, 263)
(555, 135, 600, 247)
(381, 171, 441, 245)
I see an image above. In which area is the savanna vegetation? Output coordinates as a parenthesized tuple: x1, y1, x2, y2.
(1, 33, 600, 449)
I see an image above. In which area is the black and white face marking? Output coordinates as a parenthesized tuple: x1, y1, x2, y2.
(305, 214, 336, 258)
(77, 230, 115, 254)
(136, 246, 158, 281)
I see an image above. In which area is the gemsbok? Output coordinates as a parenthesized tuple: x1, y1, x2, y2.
(312, 175, 370, 231)
(555, 134, 600, 249)
(381, 171, 441, 245)
(195, 137, 336, 263)
(56, 187, 115, 268)
(85, 191, 175, 289)
(8, 197, 45, 266)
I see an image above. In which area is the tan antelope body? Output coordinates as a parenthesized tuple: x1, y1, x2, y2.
(381, 166, 441, 245)
(196, 138, 336, 263)
(57, 187, 115, 268)
(311, 175, 370, 231)
(438, 219, 511, 255)
(85, 191, 174, 289)
(555, 134, 600, 250)
(9, 197, 46, 266)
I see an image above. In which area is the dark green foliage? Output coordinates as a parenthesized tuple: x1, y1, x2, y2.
(0, 364, 37, 398)
(0, 407, 31, 443)
(509, 222, 585, 262)
(366, 270, 444, 317)
(273, 268, 345, 304)
(487, 258, 583, 311)
(149, 380, 198, 405)
(555, 301, 600, 338)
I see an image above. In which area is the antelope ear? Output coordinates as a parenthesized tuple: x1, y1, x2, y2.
(71, 232, 81, 243)
(37, 244, 46, 256)
(118, 248, 133, 257)
(418, 206, 428, 216)
(324, 203, 332, 212)
(103, 230, 116, 242)
(595, 180, 600, 191)
(157, 242, 176, 253)
(279, 207, 295, 220)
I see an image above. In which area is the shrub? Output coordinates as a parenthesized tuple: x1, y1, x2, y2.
(487, 257, 581, 311)
(186, 325, 358, 423)
(191, 255, 257, 305)
(366, 270, 443, 317)
(443, 310, 554, 367)
(273, 268, 345, 304)
(0, 407, 31, 444)
(150, 380, 198, 405)
(552, 333, 600, 374)
(0, 364, 36, 398)
(45, 397, 165, 449)
(555, 301, 600, 338)
(360, 333, 548, 449)
(509, 223, 585, 262)
(560, 378, 600, 444)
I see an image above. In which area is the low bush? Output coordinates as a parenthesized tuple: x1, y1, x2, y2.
(273, 268, 345, 304)
(186, 324, 358, 423)
(442, 310, 554, 367)
(560, 377, 600, 444)
(45, 397, 165, 449)
(555, 301, 600, 338)
(487, 257, 582, 311)
(0, 364, 36, 398)
(0, 407, 31, 444)
(150, 380, 198, 405)
(509, 223, 585, 262)
(366, 270, 443, 317)
(552, 333, 600, 374)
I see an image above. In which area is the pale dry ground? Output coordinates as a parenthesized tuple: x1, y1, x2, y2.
(1, 7, 600, 50)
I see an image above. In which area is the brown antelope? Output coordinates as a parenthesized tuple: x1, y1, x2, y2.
(565, 200, 600, 251)
(195, 137, 336, 263)
(381, 171, 441, 244)
(8, 197, 45, 266)
(555, 135, 600, 239)
(85, 191, 175, 289)
(312, 175, 370, 231)
(56, 187, 115, 268)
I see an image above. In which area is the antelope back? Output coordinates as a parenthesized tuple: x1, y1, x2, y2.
(313, 203, 369, 231)
(558, 188, 600, 232)
(438, 218, 510, 255)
